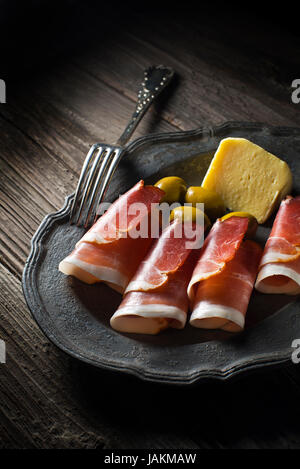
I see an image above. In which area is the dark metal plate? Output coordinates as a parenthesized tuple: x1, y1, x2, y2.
(22, 122, 300, 385)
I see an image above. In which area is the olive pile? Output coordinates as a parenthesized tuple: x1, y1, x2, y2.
(154, 176, 225, 225)
(154, 176, 258, 237)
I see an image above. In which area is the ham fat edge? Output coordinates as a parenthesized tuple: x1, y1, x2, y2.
(58, 181, 164, 293)
(110, 219, 204, 334)
(255, 195, 300, 294)
(188, 217, 262, 332)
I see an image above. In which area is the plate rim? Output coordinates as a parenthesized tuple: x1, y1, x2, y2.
(22, 121, 300, 385)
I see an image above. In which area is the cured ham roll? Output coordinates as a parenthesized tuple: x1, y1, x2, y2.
(59, 181, 163, 293)
(188, 217, 262, 332)
(255, 196, 300, 295)
(110, 218, 204, 334)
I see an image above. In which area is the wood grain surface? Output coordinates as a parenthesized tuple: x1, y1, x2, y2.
(1, 2, 300, 448)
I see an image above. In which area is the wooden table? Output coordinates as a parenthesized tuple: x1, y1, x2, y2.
(1, 2, 300, 449)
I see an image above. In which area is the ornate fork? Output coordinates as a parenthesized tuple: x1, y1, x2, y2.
(70, 65, 174, 228)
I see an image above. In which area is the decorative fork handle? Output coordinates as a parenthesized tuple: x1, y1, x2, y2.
(116, 65, 174, 147)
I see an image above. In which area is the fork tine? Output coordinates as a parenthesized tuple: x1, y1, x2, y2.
(70, 66, 174, 228)
(70, 143, 100, 224)
(92, 148, 124, 224)
(73, 146, 105, 226)
(83, 147, 115, 228)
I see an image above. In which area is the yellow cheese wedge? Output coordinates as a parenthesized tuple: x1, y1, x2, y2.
(202, 138, 293, 223)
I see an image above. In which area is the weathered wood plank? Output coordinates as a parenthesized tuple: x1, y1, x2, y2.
(0, 263, 111, 448)
(0, 64, 177, 178)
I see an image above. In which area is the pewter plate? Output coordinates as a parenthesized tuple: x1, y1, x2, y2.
(22, 122, 300, 385)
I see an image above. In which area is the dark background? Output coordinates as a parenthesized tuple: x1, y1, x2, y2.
(1, 0, 300, 450)
(1, 1, 299, 78)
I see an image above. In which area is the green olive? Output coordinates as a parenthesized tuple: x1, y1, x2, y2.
(170, 206, 211, 228)
(220, 212, 258, 238)
(154, 176, 187, 204)
(185, 186, 226, 221)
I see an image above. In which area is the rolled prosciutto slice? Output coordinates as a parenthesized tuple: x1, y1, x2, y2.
(110, 218, 204, 334)
(255, 195, 300, 295)
(59, 181, 163, 293)
(188, 217, 262, 332)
